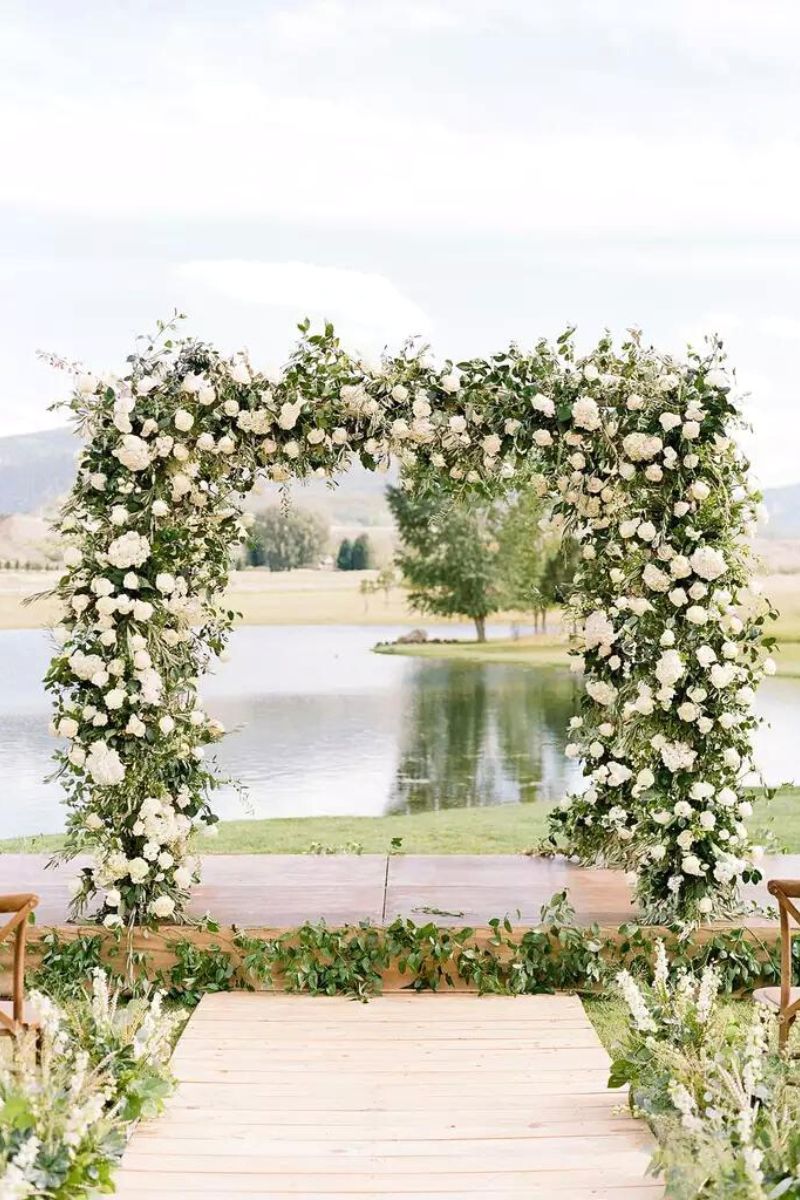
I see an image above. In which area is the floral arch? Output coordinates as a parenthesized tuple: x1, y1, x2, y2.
(47, 318, 773, 928)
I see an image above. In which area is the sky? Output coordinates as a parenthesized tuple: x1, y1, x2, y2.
(1, 0, 800, 487)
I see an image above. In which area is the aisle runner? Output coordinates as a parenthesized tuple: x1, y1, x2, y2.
(113, 993, 662, 1199)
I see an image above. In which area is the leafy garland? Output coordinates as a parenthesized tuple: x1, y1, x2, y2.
(45, 317, 773, 925)
(27, 903, 785, 1005)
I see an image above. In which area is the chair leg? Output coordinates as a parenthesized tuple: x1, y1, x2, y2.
(780, 1012, 794, 1050)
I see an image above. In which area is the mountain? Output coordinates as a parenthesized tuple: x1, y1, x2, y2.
(0, 427, 79, 516)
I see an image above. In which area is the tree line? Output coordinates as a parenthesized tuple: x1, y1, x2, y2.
(242, 485, 577, 639)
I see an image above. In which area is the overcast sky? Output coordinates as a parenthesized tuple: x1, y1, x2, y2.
(1, 0, 800, 486)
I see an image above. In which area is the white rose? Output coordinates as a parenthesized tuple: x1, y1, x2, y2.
(158, 715, 175, 735)
(132, 600, 153, 622)
(440, 373, 460, 394)
(152, 499, 169, 517)
(150, 895, 176, 919)
(690, 546, 727, 581)
(127, 857, 149, 883)
(156, 572, 176, 594)
(114, 434, 153, 472)
(571, 396, 601, 431)
(659, 412, 681, 431)
(125, 714, 146, 737)
(689, 480, 710, 502)
(104, 688, 125, 710)
(532, 393, 555, 417)
(57, 717, 79, 738)
(533, 428, 553, 447)
(278, 402, 301, 430)
(172, 408, 195, 433)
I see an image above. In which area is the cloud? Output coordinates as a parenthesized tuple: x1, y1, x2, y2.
(176, 260, 431, 341)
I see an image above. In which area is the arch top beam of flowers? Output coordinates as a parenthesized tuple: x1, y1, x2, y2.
(47, 317, 774, 927)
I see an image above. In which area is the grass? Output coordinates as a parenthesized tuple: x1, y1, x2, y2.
(0, 568, 533, 632)
(582, 995, 752, 1055)
(3, 787, 798, 856)
(374, 634, 569, 670)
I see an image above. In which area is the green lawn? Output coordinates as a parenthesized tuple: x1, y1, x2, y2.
(2, 787, 798, 856)
(376, 633, 800, 679)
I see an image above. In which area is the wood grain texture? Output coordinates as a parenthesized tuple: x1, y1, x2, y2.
(112, 992, 663, 1199)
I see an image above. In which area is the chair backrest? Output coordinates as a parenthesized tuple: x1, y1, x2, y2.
(767, 880, 800, 1013)
(0, 894, 39, 1029)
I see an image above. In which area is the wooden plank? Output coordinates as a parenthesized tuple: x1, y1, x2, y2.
(113, 993, 661, 1197)
(113, 1170, 662, 1196)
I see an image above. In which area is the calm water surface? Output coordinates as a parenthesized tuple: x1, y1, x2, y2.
(0, 626, 796, 837)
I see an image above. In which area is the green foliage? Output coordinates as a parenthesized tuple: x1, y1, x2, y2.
(247, 504, 328, 571)
(28, 930, 111, 999)
(161, 939, 238, 1005)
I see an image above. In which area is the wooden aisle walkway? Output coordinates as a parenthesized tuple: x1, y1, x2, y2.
(113, 992, 662, 1199)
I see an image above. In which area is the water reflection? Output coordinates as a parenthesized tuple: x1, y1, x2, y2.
(389, 662, 579, 812)
(0, 626, 795, 838)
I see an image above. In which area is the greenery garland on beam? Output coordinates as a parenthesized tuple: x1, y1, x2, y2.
(44, 317, 773, 927)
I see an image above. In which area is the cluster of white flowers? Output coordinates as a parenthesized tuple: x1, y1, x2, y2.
(47, 320, 769, 925)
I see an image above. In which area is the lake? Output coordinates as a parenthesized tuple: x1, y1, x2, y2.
(0, 626, 796, 837)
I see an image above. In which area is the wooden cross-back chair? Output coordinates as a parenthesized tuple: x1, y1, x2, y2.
(754, 879, 800, 1048)
(0, 893, 39, 1037)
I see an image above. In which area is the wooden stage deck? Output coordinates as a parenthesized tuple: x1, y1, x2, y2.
(1, 851, 791, 929)
(112, 992, 661, 1199)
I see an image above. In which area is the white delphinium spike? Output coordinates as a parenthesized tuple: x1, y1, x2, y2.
(617, 969, 658, 1033)
(668, 1079, 703, 1132)
(653, 938, 670, 997)
(695, 964, 721, 1026)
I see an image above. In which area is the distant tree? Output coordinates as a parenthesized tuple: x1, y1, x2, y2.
(359, 564, 397, 612)
(495, 491, 547, 627)
(336, 538, 353, 571)
(247, 505, 328, 572)
(387, 486, 504, 642)
(350, 533, 372, 570)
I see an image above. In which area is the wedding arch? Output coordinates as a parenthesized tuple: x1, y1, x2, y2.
(46, 317, 773, 927)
